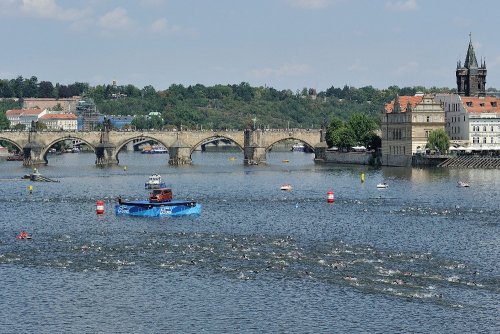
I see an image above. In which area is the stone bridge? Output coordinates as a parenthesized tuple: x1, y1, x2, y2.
(0, 128, 328, 166)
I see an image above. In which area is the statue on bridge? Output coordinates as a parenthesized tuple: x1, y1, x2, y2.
(102, 117, 112, 133)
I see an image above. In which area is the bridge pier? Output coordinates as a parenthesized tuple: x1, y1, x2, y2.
(243, 129, 267, 164)
(244, 146, 266, 165)
(168, 139, 192, 165)
(313, 141, 328, 163)
(23, 141, 46, 166)
(95, 143, 118, 165)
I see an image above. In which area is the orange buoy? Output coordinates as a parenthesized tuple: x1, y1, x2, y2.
(96, 200, 104, 214)
(327, 191, 335, 203)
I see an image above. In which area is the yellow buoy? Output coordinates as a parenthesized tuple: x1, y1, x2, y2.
(28, 185, 33, 194)
(123, 166, 127, 171)
(361, 173, 365, 183)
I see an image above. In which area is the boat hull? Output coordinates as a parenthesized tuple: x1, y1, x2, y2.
(115, 200, 201, 217)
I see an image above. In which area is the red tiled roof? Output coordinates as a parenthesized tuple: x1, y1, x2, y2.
(385, 96, 423, 113)
(6, 108, 42, 116)
(40, 113, 77, 120)
(461, 96, 500, 113)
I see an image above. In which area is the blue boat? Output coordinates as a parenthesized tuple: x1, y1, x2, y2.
(115, 200, 201, 217)
(115, 188, 201, 217)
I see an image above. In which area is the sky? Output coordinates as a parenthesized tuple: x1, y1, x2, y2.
(1, 0, 500, 93)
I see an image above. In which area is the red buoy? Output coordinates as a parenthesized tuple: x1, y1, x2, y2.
(96, 200, 104, 214)
(327, 191, 335, 203)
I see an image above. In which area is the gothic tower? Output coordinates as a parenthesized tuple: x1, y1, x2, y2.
(456, 35, 487, 97)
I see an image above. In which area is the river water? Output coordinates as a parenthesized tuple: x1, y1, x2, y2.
(0, 151, 498, 333)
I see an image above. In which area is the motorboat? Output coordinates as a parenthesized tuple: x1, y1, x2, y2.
(457, 181, 470, 188)
(376, 183, 388, 189)
(142, 145, 168, 154)
(145, 174, 166, 189)
(291, 143, 305, 152)
(25, 168, 60, 182)
(280, 184, 293, 191)
(115, 188, 201, 217)
(7, 153, 24, 161)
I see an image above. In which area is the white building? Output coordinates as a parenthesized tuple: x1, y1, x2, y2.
(435, 94, 500, 151)
(39, 113, 78, 131)
(5, 108, 46, 129)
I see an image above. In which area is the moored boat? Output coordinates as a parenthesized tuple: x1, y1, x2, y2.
(457, 181, 470, 188)
(376, 182, 388, 189)
(115, 188, 201, 217)
(7, 154, 24, 161)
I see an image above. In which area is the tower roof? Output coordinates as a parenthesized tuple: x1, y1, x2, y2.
(464, 37, 478, 69)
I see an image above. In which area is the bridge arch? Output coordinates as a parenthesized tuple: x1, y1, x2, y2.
(114, 135, 171, 161)
(0, 137, 23, 153)
(190, 135, 244, 155)
(42, 136, 96, 163)
(264, 137, 315, 153)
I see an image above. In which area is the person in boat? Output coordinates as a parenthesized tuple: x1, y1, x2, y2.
(117, 196, 123, 204)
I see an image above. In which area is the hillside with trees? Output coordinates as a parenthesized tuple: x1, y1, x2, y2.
(0, 75, 480, 133)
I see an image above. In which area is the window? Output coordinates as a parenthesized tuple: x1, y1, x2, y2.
(491, 102, 497, 107)
(466, 101, 473, 107)
(426, 116, 430, 122)
(473, 137, 479, 144)
(483, 137, 487, 143)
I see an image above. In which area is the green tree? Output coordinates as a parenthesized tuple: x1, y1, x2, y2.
(23, 76, 38, 97)
(0, 111, 9, 129)
(325, 117, 344, 147)
(0, 80, 14, 97)
(13, 123, 26, 130)
(347, 113, 377, 145)
(363, 132, 382, 150)
(35, 121, 47, 131)
(39, 81, 55, 98)
(148, 115, 164, 130)
(330, 127, 356, 151)
(131, 115, 148, 130)
(427, 129, 450, 153)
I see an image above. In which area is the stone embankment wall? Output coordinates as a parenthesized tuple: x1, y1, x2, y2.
(411, 155, 448, 167)
(381, 154, 412, 167)
(324, 151, 372, 165)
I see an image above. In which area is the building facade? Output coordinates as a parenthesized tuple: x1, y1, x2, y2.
(5, 108, 46, 129)
(39, 113, 78, 131)
(381, 94, 445, 166)
(435, 94, 500, 151)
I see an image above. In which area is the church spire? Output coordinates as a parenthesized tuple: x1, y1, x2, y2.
(464, 33, 478, 69)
